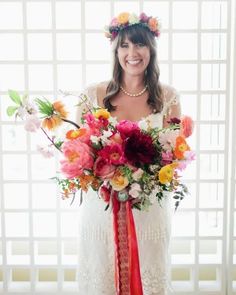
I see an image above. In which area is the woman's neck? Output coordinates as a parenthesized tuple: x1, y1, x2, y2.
(121, 73, 145, 92)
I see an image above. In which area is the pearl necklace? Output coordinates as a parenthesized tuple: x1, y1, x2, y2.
(120, 85, 148, 97)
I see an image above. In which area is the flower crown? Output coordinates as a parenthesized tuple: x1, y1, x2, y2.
(104, 12, 161, 42)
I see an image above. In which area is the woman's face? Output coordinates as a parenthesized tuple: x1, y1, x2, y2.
(117, 37, 150, 77)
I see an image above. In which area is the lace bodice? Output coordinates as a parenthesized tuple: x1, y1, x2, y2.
(76, 82, 180, 129)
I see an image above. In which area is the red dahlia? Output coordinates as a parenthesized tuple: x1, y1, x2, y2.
(124, 130, 156, 166)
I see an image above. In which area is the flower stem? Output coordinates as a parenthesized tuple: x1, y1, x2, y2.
(40, 127, 62, 153)
(62, 118, 80, 129)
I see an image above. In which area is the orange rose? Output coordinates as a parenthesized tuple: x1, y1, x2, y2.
(66, 128, 87, 140)
(148, 18, 158, 32)
(117, 12, 130, 25)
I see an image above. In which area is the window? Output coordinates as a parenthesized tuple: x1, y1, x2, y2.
(0, 0, 235, 294)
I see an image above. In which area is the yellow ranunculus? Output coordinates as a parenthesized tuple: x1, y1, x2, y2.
(94, 108, 110, 119)
(110, 170, 129, 191)
(158, 163, 178, 184)
(117, 12, 130, 25)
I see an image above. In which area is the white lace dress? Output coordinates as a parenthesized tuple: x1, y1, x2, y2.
(76, 83, 180, 295)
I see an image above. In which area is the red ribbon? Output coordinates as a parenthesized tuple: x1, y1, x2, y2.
(112, 191, 143, 295)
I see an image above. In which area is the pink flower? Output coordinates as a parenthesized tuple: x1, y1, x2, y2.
(83, 113, 103, 130)
(24, 114, 41, 132)
(37, 144, 54, 158)
(99, 185, 111, 203)
(177, 161, 188, 171)
(139, 12, 149, 22)
(129, 183, 142, 199)
(184, 150, 196, 162)
(60, 139, 94, 178)
(116, 120, 140, 139)
(110, 17, 119, 27)
(93, 156, 116, 179)
(180, 116, 194, 138)
(158, 129, 179, 151)
(98, 143, 125, 165)
(161, 151, 173, 165)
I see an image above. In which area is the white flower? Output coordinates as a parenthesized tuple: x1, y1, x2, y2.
(129, 183, 142, 199)
(158, 129, 179, 151)
(24, 114, 41, 132)
(101, 130, 113, 144)
(90, 135, 100, 145)
(108, 116, 118, 126)
(138, 119, 149, 131)
(132, 168, 144, 181)
(37, 144, 54, 158)
(129, 13, 139, 24)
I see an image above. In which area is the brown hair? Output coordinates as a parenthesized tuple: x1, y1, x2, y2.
(103, 24, 163, 113)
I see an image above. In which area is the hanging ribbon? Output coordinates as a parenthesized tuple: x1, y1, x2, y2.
(112, 191, 143, 295)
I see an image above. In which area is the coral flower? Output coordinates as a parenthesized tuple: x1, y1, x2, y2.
(110, 170, 129, 191)
(117, 12, 130, 24)
(66, 128, 86, 140)
(180, 116, 194, 138)
(60, 139, 94, 178)
(158, 163, 178, 184)
(148, 18, 158, 32)
(174, 136, 190, 160)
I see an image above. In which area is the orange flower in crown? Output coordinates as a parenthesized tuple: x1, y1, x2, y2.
(104, 12, 161, 41)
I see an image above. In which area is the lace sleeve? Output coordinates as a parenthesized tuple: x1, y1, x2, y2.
(76, 83, 98, 124)
(161, 84, 180, 119)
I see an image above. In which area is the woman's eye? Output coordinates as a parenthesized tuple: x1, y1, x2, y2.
(121, 43, 128, 48)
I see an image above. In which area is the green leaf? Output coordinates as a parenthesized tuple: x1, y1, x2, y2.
(8, 90, 21, 105)
(6, 105, 18, 116)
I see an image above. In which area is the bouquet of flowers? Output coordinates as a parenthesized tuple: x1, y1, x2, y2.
(7, 89, 195, 211)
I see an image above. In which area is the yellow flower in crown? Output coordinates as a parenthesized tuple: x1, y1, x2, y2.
(94, 108, 110, 119)
(117, 12, 130, 24)
(158, 163, 178, 184)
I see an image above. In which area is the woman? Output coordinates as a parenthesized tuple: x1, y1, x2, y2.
(77, 12, 181, 295)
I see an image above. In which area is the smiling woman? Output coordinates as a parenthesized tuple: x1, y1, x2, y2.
(76, 12, 181, 295)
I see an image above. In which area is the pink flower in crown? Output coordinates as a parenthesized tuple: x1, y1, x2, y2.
(60, 139, 94, 178)
(116, 120, 140, 139)
(110, 17, 119, 27)
(93, 156, 116, 180)
(180, 116, 194, 138)
(161, 151, 173, 165)
(139, 12, 149, 22)
(98, 143, 125, 165)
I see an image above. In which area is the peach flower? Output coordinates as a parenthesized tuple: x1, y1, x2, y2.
(148, 18, 158, 32)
